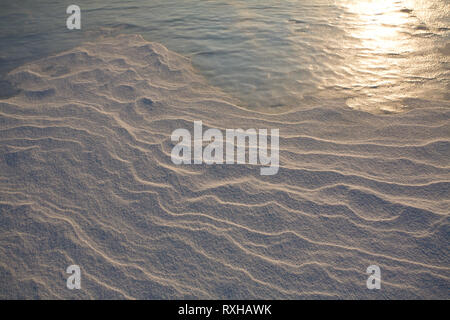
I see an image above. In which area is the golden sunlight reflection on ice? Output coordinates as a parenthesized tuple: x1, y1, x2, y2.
(330, 0, 448, 113)
(340, 0, 421, 112)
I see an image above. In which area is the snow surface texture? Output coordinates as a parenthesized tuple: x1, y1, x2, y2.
(0, 35, 448, 299)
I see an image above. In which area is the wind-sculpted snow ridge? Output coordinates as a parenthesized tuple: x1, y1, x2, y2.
(0, 34, 448, 299)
